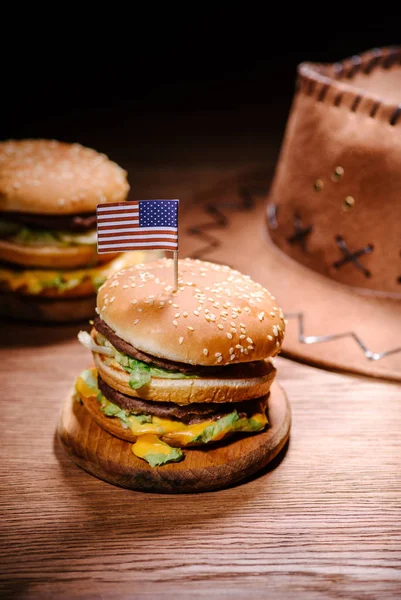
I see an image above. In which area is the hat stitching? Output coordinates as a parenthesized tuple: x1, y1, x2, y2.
(286, 213, 313, 251)
(297, 46, 401, 126)
(332, 236, 374, 278)
(285, 312, 401, 361)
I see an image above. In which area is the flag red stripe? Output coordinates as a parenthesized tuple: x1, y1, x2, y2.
(97, 202, 138, 213)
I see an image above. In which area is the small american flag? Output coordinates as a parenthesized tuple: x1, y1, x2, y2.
(97, 200, 179, 253)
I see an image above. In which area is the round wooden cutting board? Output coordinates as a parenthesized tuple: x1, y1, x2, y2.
(57, 381, 291, 493)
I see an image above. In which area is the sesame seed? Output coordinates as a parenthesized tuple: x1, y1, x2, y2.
(134, 319, 139, 325)
(179, 337, 184, 344)
(248, 345, 254, 350)
(131, 283, 136, 288)
(258, 312, 265, 321)
(239, 334, 246, 340)
(203, 348, 209, 356)
(229, 347, 234, 353)
(159, 302, 165, 308)
(110, 280, 119, 288)
(173, 303, 179, 308)
(230, 354, 236, 361)
(284, 319, 288, 325)
(243, 348, 249, 355)
(247, 337, 253, 344)
(215, 352, 222, 357)
(95, 307, 100, 314)
(231, 328, 237, 334)
(173, 320, 178, 327)
(276, 341, 280, 347)
(122, 285, 129, 289)
(109, 297, 115, 303)
(217, 356, 223, 363)
(217, 324, 224, 330)
(235, 344, 242, 350)
(268, 335, 273, 341)
(137, 308, 142, 312)
(240, 322, 246, 328)
(188, 326, 194, 331)
(273, 326, 278, 336)
(183, 311, 188, 317)
(131, 299, 137, 305)
(227, 332, 233, 339)
(168, 300, 173, 305)
(270, 311, 275, 317)
(208, 297, 214, 302)
(193, 310, 199, 316)
(175, 313, 180, 318)
(232, 314, 238, 319)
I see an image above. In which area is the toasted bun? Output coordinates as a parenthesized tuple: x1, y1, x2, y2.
(0, 139, 129, 214)
(97, 258, 285, 366)
(0, 238, 118, 269)
(0, 290, 96, 322)
(93, 351, 276, 405)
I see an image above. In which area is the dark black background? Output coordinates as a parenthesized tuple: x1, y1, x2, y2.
(2, 19, 399, 165)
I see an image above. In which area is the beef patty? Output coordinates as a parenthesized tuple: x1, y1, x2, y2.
(98, 375, 265, 424)
(93, 317, 272, 378)
(1, 211, 97, 232)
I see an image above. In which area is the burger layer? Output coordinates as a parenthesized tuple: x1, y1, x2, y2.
(0, 238, 117, 269)
(0, 253, 150, 297)
(76, 368, 269, 454)
(0, 211, 97, 232)
(98, 375, 264, 424)
(88, 329, 276, 404)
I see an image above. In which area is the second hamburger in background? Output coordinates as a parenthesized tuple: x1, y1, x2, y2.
(0, 139, 147, 322)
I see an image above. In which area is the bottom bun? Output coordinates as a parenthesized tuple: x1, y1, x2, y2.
(0, 290, 96, 323)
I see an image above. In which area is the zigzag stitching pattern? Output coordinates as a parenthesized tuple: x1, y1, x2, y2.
(187, 184, 266, 259)
(285, 313, 401, 361)
(186, 205, 228, 259)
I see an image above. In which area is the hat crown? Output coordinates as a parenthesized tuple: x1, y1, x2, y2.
(267, 46, 401, 297)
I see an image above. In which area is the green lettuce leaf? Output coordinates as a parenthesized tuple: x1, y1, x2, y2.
(3, 223, 97, 247)
(190, 412, 240, 444)
(13, 228, 64, 245)
(112, 347, 198, 385)
(0, 220, 21, 236)
(79, 368, 98, 391)
(143, 447, 184, 467)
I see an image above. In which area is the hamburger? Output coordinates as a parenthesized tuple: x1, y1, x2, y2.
(76, 257, 286, 467)
(0, 139, 136, 321)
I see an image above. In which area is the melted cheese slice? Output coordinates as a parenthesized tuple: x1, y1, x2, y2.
(127, 414, 217, 445)
(0, 252, 148, 294)
(133, 434, 176, 460)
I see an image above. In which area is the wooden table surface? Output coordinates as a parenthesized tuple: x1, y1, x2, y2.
(0, 126, 400, 598)
(1, 321, 400, 599)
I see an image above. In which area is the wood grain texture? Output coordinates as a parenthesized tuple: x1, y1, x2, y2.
(57, 382, 291, 494)
(1, 320, 400, 599)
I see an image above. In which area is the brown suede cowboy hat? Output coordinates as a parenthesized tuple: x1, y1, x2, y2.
(180, 46, 401, 382)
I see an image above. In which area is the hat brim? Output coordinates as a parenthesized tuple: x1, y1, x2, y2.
(180, 172, 401, 382)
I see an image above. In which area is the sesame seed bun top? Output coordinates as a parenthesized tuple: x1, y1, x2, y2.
(0, 139, 129, 215)
(96, 257, 285, 366)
